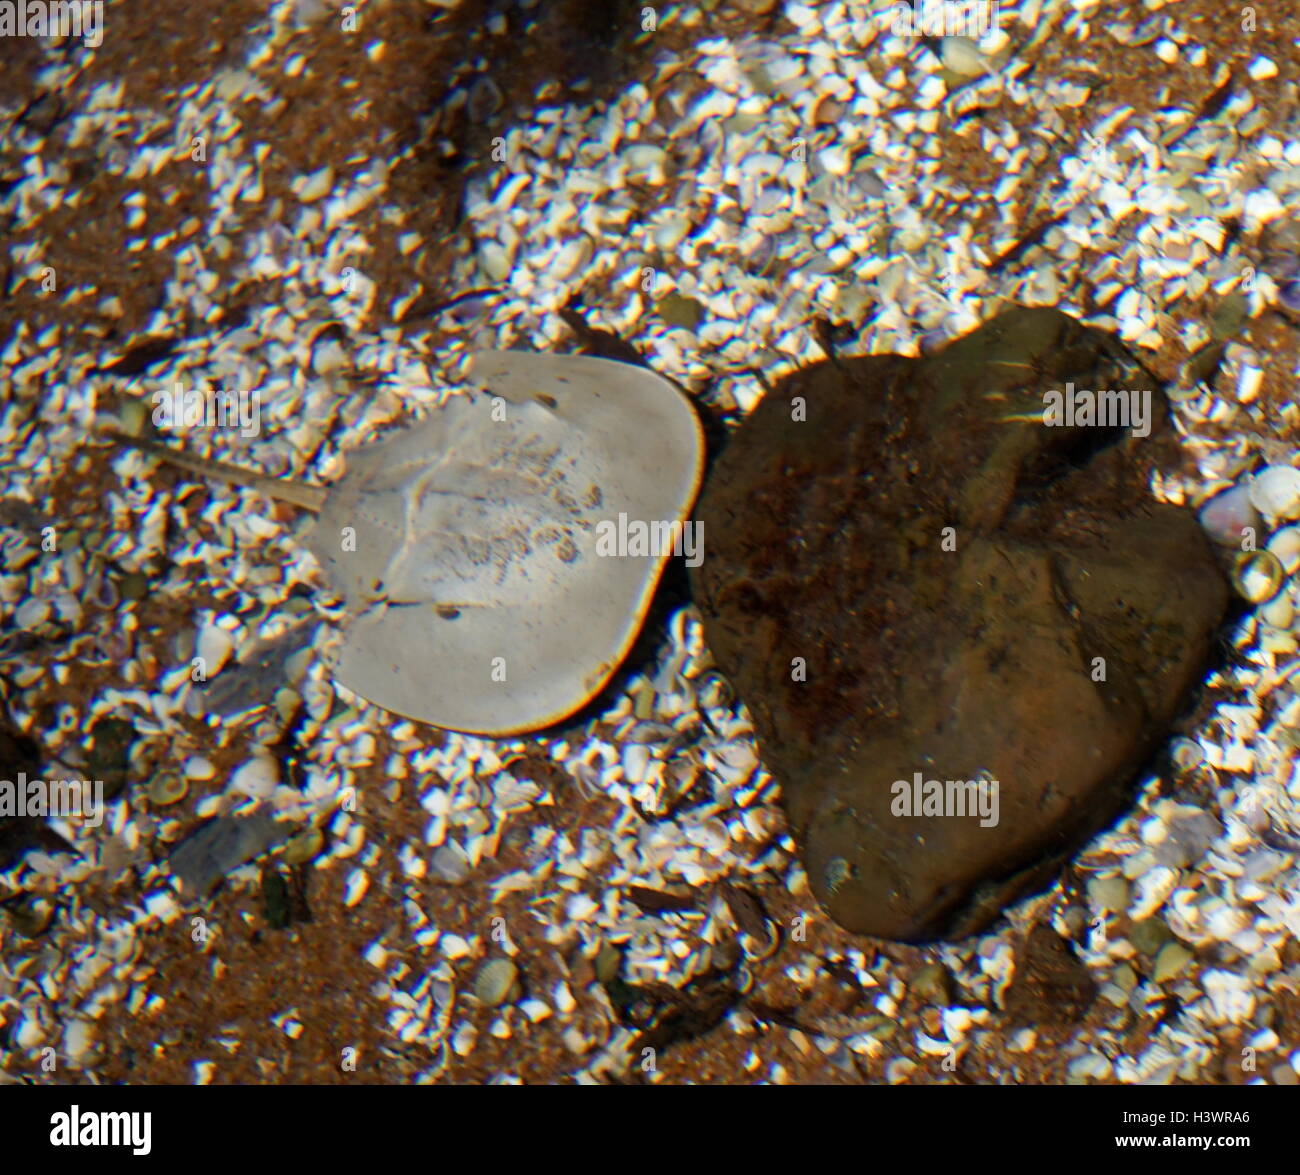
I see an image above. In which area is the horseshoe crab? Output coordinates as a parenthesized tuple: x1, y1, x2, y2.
(115, 351, 705, 736)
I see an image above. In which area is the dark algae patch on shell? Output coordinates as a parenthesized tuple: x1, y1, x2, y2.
(691, 307, 1230, 942)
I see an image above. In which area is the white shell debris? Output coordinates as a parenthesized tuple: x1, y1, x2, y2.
(342, 867, 369, 908)
(229, 754, 279, 799)
(473, 958, 520, 1007)
(291, 165, 334, 203)
(1267, 525, 1300, 573)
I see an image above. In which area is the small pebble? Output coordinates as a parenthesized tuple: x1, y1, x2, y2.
(1198, 485, 1259, 547)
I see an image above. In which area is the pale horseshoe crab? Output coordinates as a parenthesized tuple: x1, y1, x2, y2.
(113, 351, 706, 737)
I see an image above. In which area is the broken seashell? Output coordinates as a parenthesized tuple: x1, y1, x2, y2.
(1248, 464, 1300, 520)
